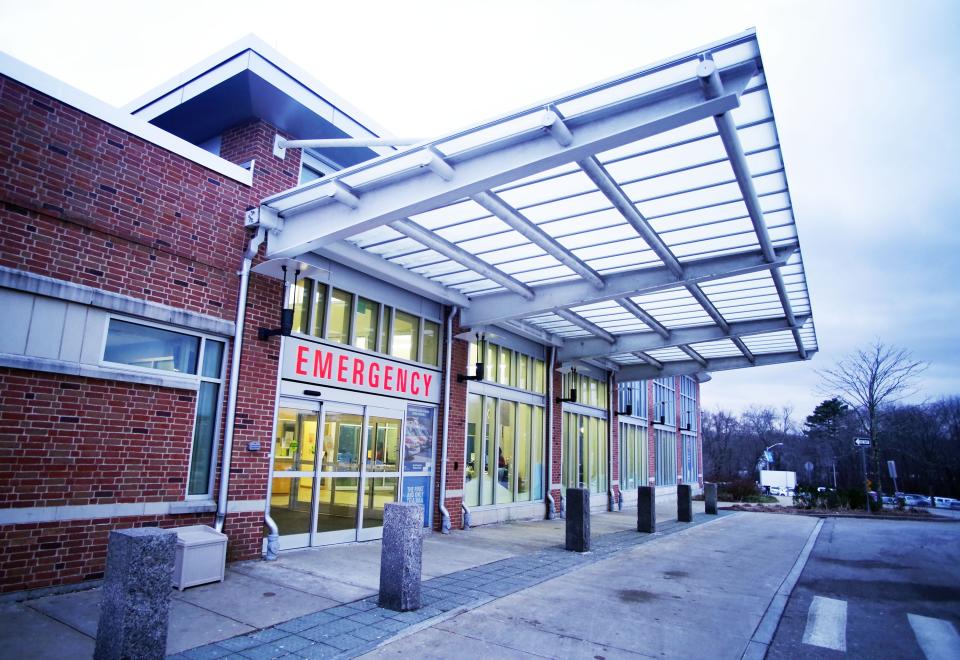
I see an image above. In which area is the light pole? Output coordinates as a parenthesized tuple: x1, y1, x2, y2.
(757, 442, 784, 491)
(854, 437, 871, 511)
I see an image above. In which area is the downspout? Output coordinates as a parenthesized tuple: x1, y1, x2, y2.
(545, 346, 556, 519)
(608, 371, 617, 512)
(215, 227, 266, 535)
(438, 306, 457, 534)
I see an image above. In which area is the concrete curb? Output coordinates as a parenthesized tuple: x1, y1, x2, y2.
(740, 517, 824, 660)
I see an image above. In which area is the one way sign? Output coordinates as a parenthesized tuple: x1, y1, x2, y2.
(854, 437, 871, 447)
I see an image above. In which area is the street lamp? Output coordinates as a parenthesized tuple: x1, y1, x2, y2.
(757, 442, 784, 490)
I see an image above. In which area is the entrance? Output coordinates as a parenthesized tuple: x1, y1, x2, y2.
(269, 398, 404, 549)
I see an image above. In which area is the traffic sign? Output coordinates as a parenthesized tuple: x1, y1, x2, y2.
(854, 437, 871, 447)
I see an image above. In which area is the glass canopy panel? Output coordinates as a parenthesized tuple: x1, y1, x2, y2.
(495, 169, 597, 210)
(391, 249, 451, 270)
(498, 255, 568, 275)
(519, 189, 610, 225)
(409, 198, 488, 231)
(646, 346, 691, 362)
(689, 339, 742, 358)
(604, 136, 729, 187)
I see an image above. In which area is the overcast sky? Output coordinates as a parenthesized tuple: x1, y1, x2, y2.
(2, 0, 958, 421)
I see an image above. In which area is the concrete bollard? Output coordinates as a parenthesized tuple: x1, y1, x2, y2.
(705, 482, 718, 515)
(95, 527, 176, 660)
(565, 487, 591, 552)
(638, 486, 656, 533)
(678, 484, 693, 522)
(378, 502, 423, 611)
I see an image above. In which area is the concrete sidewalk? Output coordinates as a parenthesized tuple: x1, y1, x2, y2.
(0, 502, 817, 659)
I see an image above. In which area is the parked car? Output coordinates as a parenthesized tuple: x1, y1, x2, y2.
(881, 496, 897, 506)
(933, 497, 960, 509)
(902, 494, 931, 507)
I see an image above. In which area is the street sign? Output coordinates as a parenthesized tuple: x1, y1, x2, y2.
(887, 460, 897, 479)
(854, 437, 871, 447)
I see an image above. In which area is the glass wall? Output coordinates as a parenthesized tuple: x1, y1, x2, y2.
(682, 433, 698, 484)
(561, 372, 608, 409)
(617, 381, 648, 419)
(464, 393, 545, 507)
(653, 377, 676, 426)
(655, 428, 677, 486)
(291, 279, 441, 367)
(619, 421, 648, 491)
(467, 341, 546, 394)
(562, 411, 609, 494)
(680, 376, 697, 431)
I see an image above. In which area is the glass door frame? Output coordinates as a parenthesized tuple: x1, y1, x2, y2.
(270, 397, 323, 551)
(312, 401, 366, 546)
(356, 405, 404, 542)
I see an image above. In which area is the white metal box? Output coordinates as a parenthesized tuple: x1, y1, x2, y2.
(171, 525, 227, 590)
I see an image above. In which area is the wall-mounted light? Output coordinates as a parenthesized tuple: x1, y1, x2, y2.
(684, 411, 692, 431)
(258, 264, 299, 340)
(658, 401, 666, 425)
(556, 365, 578, 404)
(457, 331, 487, 383)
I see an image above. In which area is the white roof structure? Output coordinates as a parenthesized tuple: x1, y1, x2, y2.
(253, 29, 817, 380)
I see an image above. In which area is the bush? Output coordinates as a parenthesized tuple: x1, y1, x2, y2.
(793, 485, 871, 511)
(717, 479, 760, 502)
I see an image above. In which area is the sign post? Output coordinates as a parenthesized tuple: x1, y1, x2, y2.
(854, 437, 871, 511)
(887, 460, 899, 496)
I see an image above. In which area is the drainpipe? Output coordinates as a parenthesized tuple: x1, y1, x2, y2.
(215, 227, 265, 536)
(438, 306, 457, 534)
(608, 371, 616, 512)
(460, 317, 472, 530)
(545, 346, 556, 519)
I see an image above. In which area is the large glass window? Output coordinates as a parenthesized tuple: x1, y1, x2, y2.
(422, 320, 440, 366)
(682, 433, 698, 484)
(353, 297, 379, 351)
(291, 279, 312, 335)
(680, 376, 697, 431)
(380, 306, 392, 353)
(654, 377, 676, 426)
(103, 319, 199, 374)
(619, 421, 648, 491)
(465, 394, 545, 507)
(468, 341, 545, 394)
(618, 381, 648, 419)
(655, 429, 678, 486)
(562, 372, 607, 409)
(327, 288, 352, 344)
(562, 411, 608, 495)
(391, 311, 420, 362)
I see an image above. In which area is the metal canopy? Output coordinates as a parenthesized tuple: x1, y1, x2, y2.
(256, 30, 818, 380)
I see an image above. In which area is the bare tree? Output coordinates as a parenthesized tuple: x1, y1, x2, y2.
(819, 341, 927, 493)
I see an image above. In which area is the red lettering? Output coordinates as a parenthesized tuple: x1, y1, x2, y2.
(384, 365, 394, 391)
(352, 357, 365, 386)
(422, 373, 433, 397)
(295, 345, 309, 375)
(396, 368, 408, 393)
(410, 371, 421, 395)
(314, 351, 333, 379)
(368, 362, 380, 388)
(337, 355, 349, 382)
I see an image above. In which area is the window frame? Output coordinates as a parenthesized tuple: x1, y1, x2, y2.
(99, 315, 228, 500)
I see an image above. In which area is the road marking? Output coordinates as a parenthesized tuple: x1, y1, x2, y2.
(801, 596, 847, 651)
(908, 614, 960, 660)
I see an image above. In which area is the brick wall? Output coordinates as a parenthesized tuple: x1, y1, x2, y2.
(435, 308, 466, 530)
(0, 70, 303, 590)
(550, 365, 563, 513)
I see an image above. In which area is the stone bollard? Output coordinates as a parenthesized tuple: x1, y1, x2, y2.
(565, 487, 590, 552)
(705, 482, 718, 515)
(95, 527, 176, 660)
(638, 486, 656, 533)
(378, 502, 423, 612)
(678, 484, 693, 523)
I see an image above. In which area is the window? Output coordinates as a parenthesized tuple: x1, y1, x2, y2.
(391, 311, 420, 361)
(299, 152, 327, 185)
(327, 288, 352, 344)
(619, 420, 648, 490)
(422, 320, 440, 366)
(655, 429, 677, 486)
(380, 306, 392, 353)
(354, 297, 379, 351)
(682, 433, 698, 484)
(562, 411, 608, 494)
(680, 376, 697, 431)
(291, 279, 312, 335)
(618, 381, 648, 418)
(561, 372, 607, 409)
(102, 318, 225, 498)
(103, 319, 199, 374)
(189, 339, 226, 496)
(465, 393, 545, 507)
(653, 377, 676, 426)
(467, 341, 545, 394)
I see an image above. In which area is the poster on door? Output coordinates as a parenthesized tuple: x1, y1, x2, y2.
(402, 475, 432, 528)
(403, 405, 436, 473)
